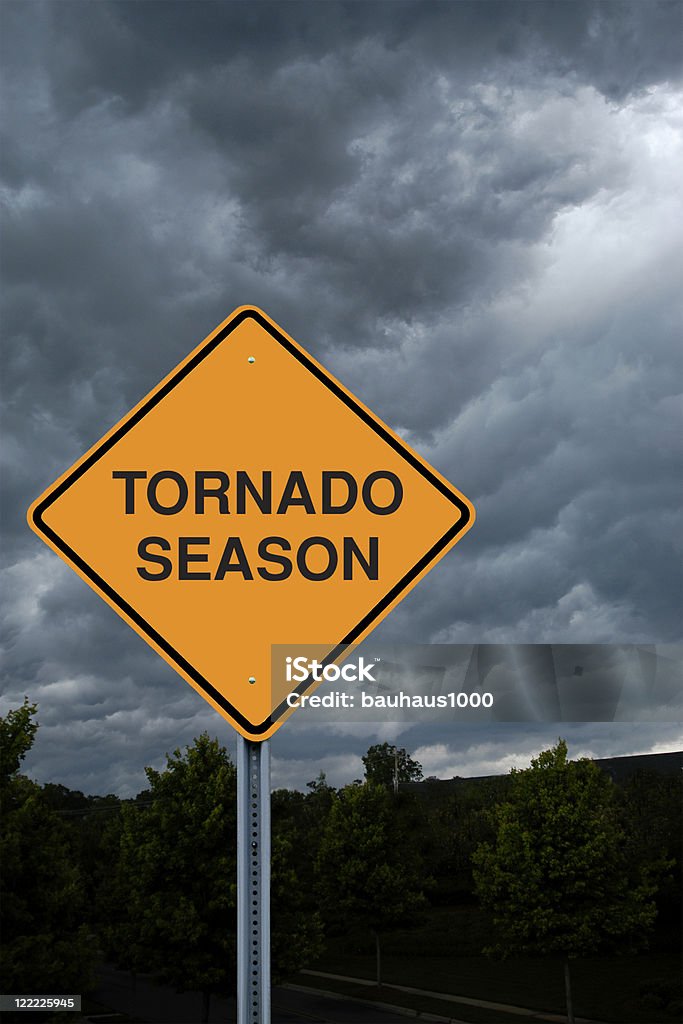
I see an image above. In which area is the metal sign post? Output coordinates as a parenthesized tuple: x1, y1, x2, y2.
(26, 304, 474, 1018)
(237, 736, 271, 1024)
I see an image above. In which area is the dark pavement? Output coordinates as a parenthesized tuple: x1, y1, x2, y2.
(88, 964, 424, 1023)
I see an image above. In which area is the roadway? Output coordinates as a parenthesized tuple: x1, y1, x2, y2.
(88, 964, 441, 1023)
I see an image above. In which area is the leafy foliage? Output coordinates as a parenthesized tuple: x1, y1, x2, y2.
(472, 740, 660, 959)
(315, 781, 428, 983)
(421, 776, 509, 904)
(618, 768, 681, 949)
(0, 702, 96, 994)
(102, 732, 323, 1007)
(271, 831, 324, 980)
(103, 733, 238, 998)
(362, 742, 423, 788)
(0, 699, 38, 779)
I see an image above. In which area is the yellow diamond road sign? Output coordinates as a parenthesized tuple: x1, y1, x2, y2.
(28, 307, 475, 740)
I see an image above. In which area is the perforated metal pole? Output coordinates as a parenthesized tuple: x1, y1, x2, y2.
(237, 737, 271, 1024)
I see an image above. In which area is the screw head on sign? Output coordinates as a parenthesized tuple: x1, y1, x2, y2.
(248, 676, 256, 685)
(247, 356, 255, 364)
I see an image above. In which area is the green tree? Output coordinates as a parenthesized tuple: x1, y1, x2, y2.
(271, 831, 324, 980)
(105, 733, 322, 1019)
(362, 742, 423, 789)
(315, 782, 428, 985)
(41, 784, 125, 928)
(0, 701, 96, 995)
(0, 699, 38, 779)
(618, 769, 681, 951)
(421, 776, 509, 904)
(271, 771, 336, 906)
(105, 734, 237, 1022)
(306, 769, 336, 803)
(472, 740, 660, 1024)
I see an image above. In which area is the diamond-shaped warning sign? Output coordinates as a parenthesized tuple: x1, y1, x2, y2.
(28, 307, 474, 739)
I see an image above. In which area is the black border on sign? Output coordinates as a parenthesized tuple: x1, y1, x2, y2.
(31, 309, 472, 737)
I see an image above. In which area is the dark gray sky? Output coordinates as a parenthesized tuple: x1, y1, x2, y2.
(2, 1, 681, 796)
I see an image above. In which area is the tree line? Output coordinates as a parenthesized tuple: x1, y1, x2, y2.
(1, 701, 680, 1023)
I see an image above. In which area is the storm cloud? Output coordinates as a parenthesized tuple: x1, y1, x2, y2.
(1, 1, 681, 794)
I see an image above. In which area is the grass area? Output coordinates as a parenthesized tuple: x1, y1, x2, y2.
(305, 907, 682, 1023)
(291, 975, 542, 1023)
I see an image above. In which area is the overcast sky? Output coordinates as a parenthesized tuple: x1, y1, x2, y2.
(2, 1, 682, 797)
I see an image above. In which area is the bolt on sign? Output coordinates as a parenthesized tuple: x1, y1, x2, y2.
(28, 307, 475, 740)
